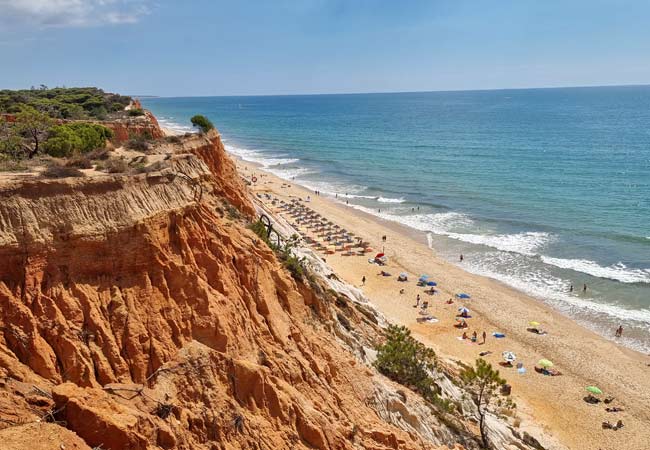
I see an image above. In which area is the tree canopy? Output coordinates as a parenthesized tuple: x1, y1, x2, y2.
(191, 115, 215, 133)
(374, 325, 440, 402)
(460, 358, 508, 449)
(0, 87, 132, 120)
(43, 123, 114, 158)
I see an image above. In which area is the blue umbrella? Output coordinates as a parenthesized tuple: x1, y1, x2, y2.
(456, 293, 471, 299)
(427, 281, 437, 286)
(419, 274, 429, 280)
(458, 307, 470, 314)
(399, 272, 408, 278)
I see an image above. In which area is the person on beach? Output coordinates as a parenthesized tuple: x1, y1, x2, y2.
(569, 284, 573, 292)
(471, 331, 477, 343)
(414, 294, 420, 308)
(462, 332, 468, 340)
(399, 288, 404, 295)
(422, 300, 429, 310)
(583, 283, 587, 292)
(362, 276, 366, 286)
(615, 325, 623, 337)
(482, 331, 487, 344)
(382, 235, 387, 242)
(446, 298, 454, 304)
(460, 254, 464, 262)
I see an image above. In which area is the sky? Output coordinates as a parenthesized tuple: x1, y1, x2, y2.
(1, 0, 650, 96)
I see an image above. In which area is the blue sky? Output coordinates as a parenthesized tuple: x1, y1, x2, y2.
(1, 0, 649, 96)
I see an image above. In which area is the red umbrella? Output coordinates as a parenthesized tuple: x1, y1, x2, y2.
(375, 253, 385, 258)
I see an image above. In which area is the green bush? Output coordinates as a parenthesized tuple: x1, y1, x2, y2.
(43, 123, 113, 157)
(374, 325, 441, 403)
(190, 115, 214, 133)
(128, 108, 145, 117)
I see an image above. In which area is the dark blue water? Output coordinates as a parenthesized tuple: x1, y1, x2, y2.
(142, 86, 650, 352)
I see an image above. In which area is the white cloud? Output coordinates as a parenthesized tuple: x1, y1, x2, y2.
(0, 0, 150, 27)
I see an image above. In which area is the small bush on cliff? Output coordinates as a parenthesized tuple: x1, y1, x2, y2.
(125, 131, 153, 152)
(104, 158, 128, 173)
(65, 155, 93, 169)
(191, 115, 214, 133)
(40, 164, 84, 178)
(249, 220, 307, 280)
(374, 325, 444, 405)
(128, 108, 145, 117)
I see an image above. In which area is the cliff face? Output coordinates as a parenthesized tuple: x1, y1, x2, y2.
(0, 130, 469, 449)
(102, 110, 166, 144)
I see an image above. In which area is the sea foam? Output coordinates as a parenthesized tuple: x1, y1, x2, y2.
(540, 256, 650, 284)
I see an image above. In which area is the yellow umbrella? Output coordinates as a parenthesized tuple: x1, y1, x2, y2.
(529, 321, 540, 327)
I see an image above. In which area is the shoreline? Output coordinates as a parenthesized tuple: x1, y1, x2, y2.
(233, 154, 650, 450)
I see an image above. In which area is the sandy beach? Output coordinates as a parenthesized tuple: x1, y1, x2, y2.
(234, 157, 650, 450)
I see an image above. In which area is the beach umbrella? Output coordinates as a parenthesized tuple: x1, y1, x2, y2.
(400, 272, 408, 278)
(538, 359, 554, 368)
(529, 321, 540, 327)
(586, 386, 603, 395)
(456, 293, 471, 299)
(375, 253, 385, 259)
(502, 351, 517, 363)
(427, 281, 437, 286)
(458, 307, 470, 314)
(419, 275, 429, 282)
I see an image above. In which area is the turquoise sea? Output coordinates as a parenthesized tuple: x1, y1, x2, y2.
(141, 86, 650, 352)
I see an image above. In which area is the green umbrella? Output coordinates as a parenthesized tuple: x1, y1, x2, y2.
(538, 359, 554, 368)
(586, 386, 603, 395)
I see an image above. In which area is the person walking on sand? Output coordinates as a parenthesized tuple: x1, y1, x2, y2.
(482, 331, 487, 344)
(361, 276, 366, 286)
(414, 294, 420, 308)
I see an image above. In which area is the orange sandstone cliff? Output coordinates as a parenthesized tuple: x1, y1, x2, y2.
(0, 127, 486, 449)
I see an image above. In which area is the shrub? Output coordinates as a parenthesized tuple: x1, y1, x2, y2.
(125, 134, 151, 151)
(104, 158, 128, 173)
(165, 135, 182, 144)
(374, 325, 441, 403)
(0, 158, 28, 172)
(85, 147, 110, 160)
(65, 155, 93, 169)
(128, 108, 145, 117)
(40, 165, 84, 178)
(44, 123, 113, 157)
(190, 115, 214, 133)
(248, 220, 306, 280)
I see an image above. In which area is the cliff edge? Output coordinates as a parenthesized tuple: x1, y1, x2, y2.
(0, 127, 477, 449)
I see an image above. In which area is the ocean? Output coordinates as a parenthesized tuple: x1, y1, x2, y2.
(141, 86, 650, 352)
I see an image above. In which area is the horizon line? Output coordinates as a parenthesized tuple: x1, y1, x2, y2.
(134, 82, 650, 99)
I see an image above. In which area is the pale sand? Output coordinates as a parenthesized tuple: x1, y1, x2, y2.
(236, 159, 650, 450)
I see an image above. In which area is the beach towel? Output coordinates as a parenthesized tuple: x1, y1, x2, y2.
(492, 332, 506, 338)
